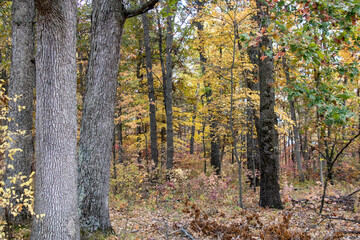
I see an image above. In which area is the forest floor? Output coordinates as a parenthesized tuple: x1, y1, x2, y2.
(9, 154, 360, 239)
(106, 155, 360, 240)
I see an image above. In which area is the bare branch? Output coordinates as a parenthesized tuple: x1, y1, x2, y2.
(125, 0, 159, 19)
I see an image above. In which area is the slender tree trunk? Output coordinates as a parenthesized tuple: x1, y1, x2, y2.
(31, 1, 79, 239)
(164, 3, 175, 170)
(190, 114, 196, 154)
(157, 12, 167, 166)
(315, 69, 324, 185)
(358, 88, 360, 163)
(4, 0, 35, 224)
(195, 0, 221, 174)
(282, 57, 305, 181)
(112, 127, 118, 194)
(202, 117, 207, 173)
(284, 134, 287, 167)
(256, 0, 283, 209)
(229, 25, 243, 208)
(142, 12, 159, 167)
(117, 107, 123, 164)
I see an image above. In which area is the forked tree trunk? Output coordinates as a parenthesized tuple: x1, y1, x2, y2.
(31, 1, 79, 239)
(5, 0, 35, 224)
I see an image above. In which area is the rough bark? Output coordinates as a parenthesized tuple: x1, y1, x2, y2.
(31, 0, 79, 239)
(245, 46, 260, 187)
(78, 0, 125, 233)
(142, 12, 159, 167)
(282, 57, 305, 181)
(256, 0, 283, 209)
(4, 0, 35, 224)
(164, 4, 175, 170)
(78, 0, 158, 233)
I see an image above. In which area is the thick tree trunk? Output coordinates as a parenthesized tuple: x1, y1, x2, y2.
(78, 0, 125, 233)
(282, 57, 305, 181)
(257, 0, 283, 209)
(142, 12, 159, 167)
(78, 0, 158, 233)
(31, 1, 79, 239)
(164, 4, 175, 170)
(4, 0, 35, 224)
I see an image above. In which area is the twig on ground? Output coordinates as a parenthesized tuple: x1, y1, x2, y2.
(181, 227, 196, 240)
(320, 215, 360, 224)
(343, 189, 360, 198)
(341, 231, 360, 234)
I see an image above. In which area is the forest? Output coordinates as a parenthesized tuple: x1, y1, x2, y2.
(0, 0, 360, 239)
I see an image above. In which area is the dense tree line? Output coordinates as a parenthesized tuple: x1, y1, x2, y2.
(0, 0, 359, 239)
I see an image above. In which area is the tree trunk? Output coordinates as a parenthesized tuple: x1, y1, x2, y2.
(315, 69, 325, 185)
(358, 88, 360, 163)
(195, 0, 221, 174)
(256, 0, 283, 209)
(142, 12, 159, 167)
(31, 1, 79, 239)
(282, 57, 305, 181)
(164, 3, 175, 170)
(117, 107, 123, 164)
(78, 0, 158, 233)
(190, 114, 196, 154)
(229, 25, 243, 207)
(245, 45, 260, 186)
(78, 0, 125, 233)
(4, 0, 35, 224)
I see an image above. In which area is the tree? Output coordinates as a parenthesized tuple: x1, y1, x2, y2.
(194, 0, 221, 175)
(282, 57, 305, 182)
(256, 0, 283, 209)
(78, 0, 159, 234)
(164, 1, 176, 170)
(31, 0, 79, 239)
(142, 12, 159, 168)
(4, 0, 35, 224)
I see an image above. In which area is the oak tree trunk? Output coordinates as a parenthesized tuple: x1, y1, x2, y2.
(257, 0, 283, 209)
(246, 46, 260, 187)
(78, 0, 125, 233)
(78, 0, 158, 233)
(31, 1, 79, 239)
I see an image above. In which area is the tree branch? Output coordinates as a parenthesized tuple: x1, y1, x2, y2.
(125, 0, 159, 19)
(330, 131, 360, 170)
